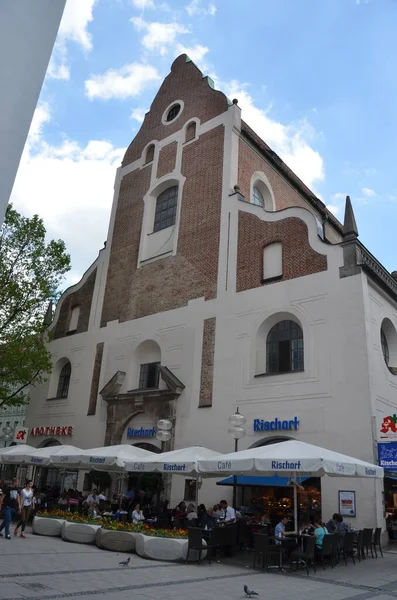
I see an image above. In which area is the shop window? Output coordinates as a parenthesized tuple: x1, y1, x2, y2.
(263, 243, 282, 282)
(185, 122, 196, 142)
(380, 319, 397, 374)
(68, 305, 80, 333)
(153, 186, 178, 232)
(139, 362, 160, 389)
(145, 144, 154, 164)
(266, 320, 304, 374)
(56, 361, 71, 398)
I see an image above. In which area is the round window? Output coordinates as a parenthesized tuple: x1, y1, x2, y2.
(166, 103, 181, 122)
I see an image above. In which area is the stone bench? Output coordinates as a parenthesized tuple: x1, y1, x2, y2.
(135, 533, 207, 562)
(96, 528, 137, 552)
(61, 521, 101, 544)
(33, 516, 65, 537)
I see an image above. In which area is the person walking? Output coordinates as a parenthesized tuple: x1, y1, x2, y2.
(14, 480, 34, 538)
(0, 478, 21, 540)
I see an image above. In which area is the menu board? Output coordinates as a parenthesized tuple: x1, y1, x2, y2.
(338, 490, 356, 517)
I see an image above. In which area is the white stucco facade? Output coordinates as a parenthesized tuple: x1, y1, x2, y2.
(26, 58, 396, 532)
(0, 0, 66, 224)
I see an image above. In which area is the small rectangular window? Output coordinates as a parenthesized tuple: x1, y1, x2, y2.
(184, 479, 196, 502)
(139, 362, 160, 389)
(263, 242, 283, 282)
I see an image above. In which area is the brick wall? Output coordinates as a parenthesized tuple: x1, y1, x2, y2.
(87, 342, 104, 416)
(101, 125, 224, 325)
(199, 317, 216, 407)
(237, 212, 327, 292)
(157, 141, 177, 179)
(122, 55, 228, 166)
(53, 269, 97, 339)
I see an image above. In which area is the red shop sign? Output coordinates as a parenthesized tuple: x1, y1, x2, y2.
(29, 426, 73, 437)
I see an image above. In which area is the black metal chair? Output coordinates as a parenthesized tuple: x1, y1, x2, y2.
(209, 527, 227, 562)
(372, 527, 383, 558)
(316, 534, 335, 569)
(353, 530, 364, 562)
(341, 531, 356, 565)
(290, 536, 316, 575)
(362, 528, 374, 558)
(186, 527, 211, 564)
(253, 533, 280, 570)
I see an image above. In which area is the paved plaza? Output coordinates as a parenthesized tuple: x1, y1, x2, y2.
(1, 530, 397, 600)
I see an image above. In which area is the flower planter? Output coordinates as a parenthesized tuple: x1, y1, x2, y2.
(96, 528, 137, 552)
(61, 521, 101, 544)
(33, 516, 65, 537)
(135, 533, 207, 562)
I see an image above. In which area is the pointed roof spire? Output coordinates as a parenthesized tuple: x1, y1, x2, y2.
(343, 195, 359, 240)
(43, 300, 53, 328)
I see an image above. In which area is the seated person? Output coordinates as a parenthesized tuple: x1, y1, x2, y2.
(200, 507, 216, 529)
(213, 504, 223, 520)
(313, 518, 328, 549)
(326, 513, 339, 534)
(186, 503, 198, 521)
(334, 513, 349, 548)
(219, 500, 236, 524)
(88, 501, 101, 519)
(274, 517, 298, 555)
(132, 503, 145, 524)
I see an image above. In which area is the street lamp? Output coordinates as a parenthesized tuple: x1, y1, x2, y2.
(228, 408, 246, 510)
(155, 419, 173, 512)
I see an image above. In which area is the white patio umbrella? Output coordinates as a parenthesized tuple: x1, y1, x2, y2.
(0, 444, 38, 464)
(25, 444, 82, 466)
(124, 446, 222, 507)
(50, 444, 155, 471)
(197, 440, 384, 527)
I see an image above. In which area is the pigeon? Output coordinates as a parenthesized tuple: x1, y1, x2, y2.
(244, 585, 259, 597)
(119, 557, 131, 566)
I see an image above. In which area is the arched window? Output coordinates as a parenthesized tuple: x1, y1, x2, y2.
(185, 122, 196, 142)
(56, 361, 71, 398)
(252, 186, 264, 207)
(266, 320, 304, 374)
(251, 177, 274, 210)
(145, 144, 154, 163)
(153, 186, 178, 232)
(68, 305, 80, 332)
(381, 328, 389, 366)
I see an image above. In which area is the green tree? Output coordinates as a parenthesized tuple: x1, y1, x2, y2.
(0, 204, 71, 408)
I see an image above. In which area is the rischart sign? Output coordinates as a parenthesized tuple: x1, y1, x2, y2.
(29, 426, 73, 437)
(254, 417, 299, 432)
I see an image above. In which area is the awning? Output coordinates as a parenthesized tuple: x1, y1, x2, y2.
(216, 475, 310, 487)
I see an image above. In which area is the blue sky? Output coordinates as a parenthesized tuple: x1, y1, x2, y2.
(11, 0, 397, 286)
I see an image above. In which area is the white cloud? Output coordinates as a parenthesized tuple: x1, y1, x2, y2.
(47, 0, 95, 80)
(85, 62, 161, 100)
(362, 187, 376, 197)
(225, 81, 324, 189)
(131, 17, 189, 55)
(175, 43, 209, 68)
(11, 104, 126, 287)
(331, 192, 347, 201)
(326, 204, 341, 216)
(186, 0, 217, 16)
(130, 107, 148, 123)
(132, 0, 155, 7)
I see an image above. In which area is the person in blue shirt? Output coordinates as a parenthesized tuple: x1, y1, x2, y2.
(274, 516, 298, 557)
(313, 518, 328, 549)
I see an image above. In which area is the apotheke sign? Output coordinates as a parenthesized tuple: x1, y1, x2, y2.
(253, 417, 299, 432)
(29, 426, 73, 437)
